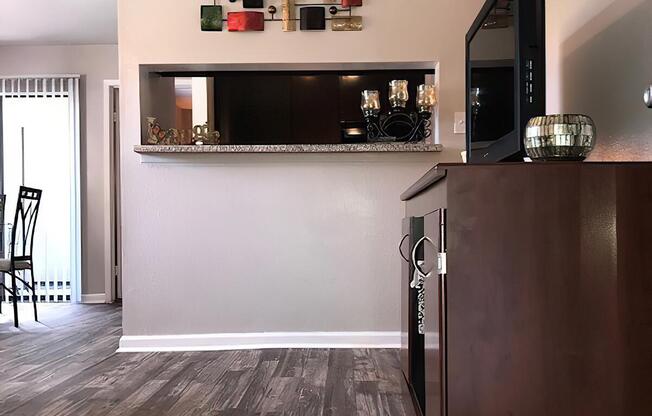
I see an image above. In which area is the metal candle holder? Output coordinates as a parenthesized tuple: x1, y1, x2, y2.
(361, 81, 436, 143)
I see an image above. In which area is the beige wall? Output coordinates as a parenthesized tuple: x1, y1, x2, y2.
(546, 0, 652, 160)
(0, 44, 119, 295)
(118, 0, 484, 336)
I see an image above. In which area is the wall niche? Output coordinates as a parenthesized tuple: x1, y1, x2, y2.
(139, 63, 437, 146)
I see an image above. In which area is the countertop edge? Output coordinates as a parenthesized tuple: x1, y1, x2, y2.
(133, 143, 444, 154)
(400, 161, 652, 201)
(401, 164, 448, 201)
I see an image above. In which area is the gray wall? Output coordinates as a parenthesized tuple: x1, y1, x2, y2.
(547, 0, 652, 160)
(0, 44, 119, 295)
(118, 0, 485, 337)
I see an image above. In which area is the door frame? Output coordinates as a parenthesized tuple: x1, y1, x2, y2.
(103, 80, 120, 303)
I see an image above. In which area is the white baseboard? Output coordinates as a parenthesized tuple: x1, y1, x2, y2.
(81, 293, 106, 304)
(117, 331, 401, 353)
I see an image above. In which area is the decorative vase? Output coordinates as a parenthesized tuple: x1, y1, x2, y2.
(524, 114, 596, 161)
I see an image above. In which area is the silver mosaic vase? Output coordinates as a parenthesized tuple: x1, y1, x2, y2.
(524, 114, 596, 161)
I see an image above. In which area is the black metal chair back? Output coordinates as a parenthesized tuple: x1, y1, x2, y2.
(0, 194, 5, 259)
(10, 187, 42, 264)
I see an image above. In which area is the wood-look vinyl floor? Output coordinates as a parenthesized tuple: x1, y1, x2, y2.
(0, 304, 416, 416)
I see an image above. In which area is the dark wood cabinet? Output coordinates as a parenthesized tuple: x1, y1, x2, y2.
(402, 163, 652, 416)
(422, 210, 445, 416)
(400, 217, 425, 413)
(211, 70, 432, 145)
(401, 210, 447, 416)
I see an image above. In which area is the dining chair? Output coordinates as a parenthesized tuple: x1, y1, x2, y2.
(0, 187, 43, 327)
(0, 194, 5, 309)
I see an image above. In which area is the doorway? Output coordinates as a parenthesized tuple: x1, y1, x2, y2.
(0, 76, 82, 304)
(104, 81, 121, 302)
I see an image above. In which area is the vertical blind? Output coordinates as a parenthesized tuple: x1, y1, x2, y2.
(0, 75, 82, 303)
(0, 76, 78, 98)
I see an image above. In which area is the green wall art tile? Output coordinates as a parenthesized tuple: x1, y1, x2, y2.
(201, 5, 223, 31)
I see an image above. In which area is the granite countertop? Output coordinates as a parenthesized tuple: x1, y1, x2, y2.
(134, 142, 443, 154)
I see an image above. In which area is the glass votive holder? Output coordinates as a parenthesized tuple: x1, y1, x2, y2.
(389, 80, 409, 108)
(361, 90, 381, 117)
(417, 84, 437, 113)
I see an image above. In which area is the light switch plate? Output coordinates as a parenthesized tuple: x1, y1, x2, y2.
(454, 112, 466, 134)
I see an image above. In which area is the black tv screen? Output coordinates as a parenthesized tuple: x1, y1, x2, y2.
(468, 1, 516, 151)
(466, 0, 546, 163)
(470, 65, 515, 149)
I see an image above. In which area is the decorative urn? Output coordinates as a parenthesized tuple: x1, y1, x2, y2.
(524, 114, 596, 161)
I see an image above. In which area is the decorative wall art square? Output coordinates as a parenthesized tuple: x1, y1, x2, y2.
(331, 16, 362, 31)
(244, 0, 264, 8)
(300, 7, 326, 31)
(227, 11, 265, 31)
(201, 5, 223, 31)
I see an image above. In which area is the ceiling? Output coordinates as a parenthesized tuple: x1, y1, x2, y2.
(0, 0, 117, 45)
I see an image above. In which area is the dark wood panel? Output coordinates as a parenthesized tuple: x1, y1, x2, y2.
(291, 74, 340, 143)
(212, 70, 432, 145)
(423, 210, 444, 416)
(616, 166, 652, 414)
(401, 217, 425, 414)
(214, 74, 293, 144)
(440, 163, 652, 416)
(400, 218, 412, 379)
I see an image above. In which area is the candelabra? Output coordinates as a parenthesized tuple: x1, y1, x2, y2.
(361, 80, 437, 143)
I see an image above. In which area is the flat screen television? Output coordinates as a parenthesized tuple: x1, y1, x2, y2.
(466, 0, 546, 163)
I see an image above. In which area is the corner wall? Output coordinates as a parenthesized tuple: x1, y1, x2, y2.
(546, 0, 652, 160)
(0, 44, 119, 296)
